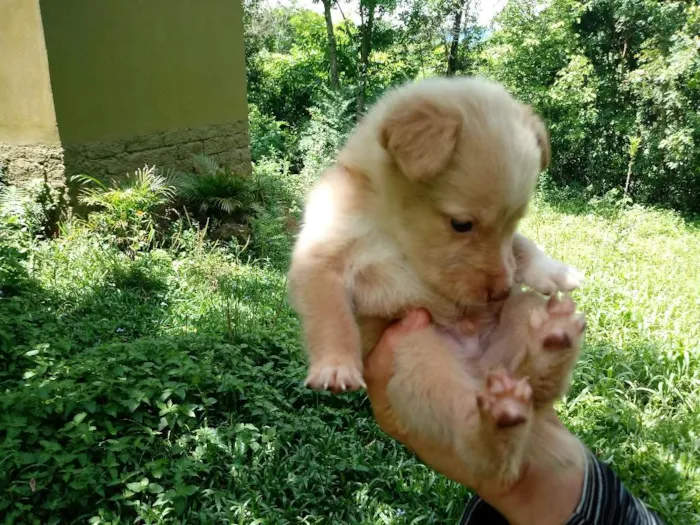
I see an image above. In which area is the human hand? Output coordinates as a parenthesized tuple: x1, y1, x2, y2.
(363, 309, 480, 490)
(363, 310, 585, 524)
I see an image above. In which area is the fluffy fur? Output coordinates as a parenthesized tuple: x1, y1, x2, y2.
(288, 76, 586, 485)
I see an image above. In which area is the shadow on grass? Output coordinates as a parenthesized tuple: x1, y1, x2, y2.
(537, 185, 700, 230)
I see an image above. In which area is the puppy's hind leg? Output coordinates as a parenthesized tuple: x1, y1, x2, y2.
(517, 294, 586, 404)
(474, 368, 534, 485)
(387, 326, 534, 488)
(481, 292, 585, 405)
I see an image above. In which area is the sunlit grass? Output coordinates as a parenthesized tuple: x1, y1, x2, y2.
(524, 196, 700, 521)
(2, 195, 698, 523)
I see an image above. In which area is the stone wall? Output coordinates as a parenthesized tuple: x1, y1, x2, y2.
(63, 121, 251, 179)
(0, 144, 65, 187)
(1, 120, 251, 188)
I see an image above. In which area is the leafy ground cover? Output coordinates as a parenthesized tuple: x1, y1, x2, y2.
(1, 186, 699, 524)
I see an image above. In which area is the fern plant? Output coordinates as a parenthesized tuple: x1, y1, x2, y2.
(0, 179, 60, 238)
(171, 155, 255, 220)
(72, 165, 175, 254)
(73, 165, 174, 212)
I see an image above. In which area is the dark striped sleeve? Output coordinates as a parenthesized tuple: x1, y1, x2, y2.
(565, 451, 667, 525)
(458, 494, 509, 525)
(457, 451, 667, 525)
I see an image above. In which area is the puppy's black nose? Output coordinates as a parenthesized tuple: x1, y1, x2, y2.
(488, 287, 511, 302)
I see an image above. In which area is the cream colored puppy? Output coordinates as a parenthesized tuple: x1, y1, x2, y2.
(288, 76, 585, 484)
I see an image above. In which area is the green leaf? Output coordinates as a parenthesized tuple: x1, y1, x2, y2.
(126, 477, 149, 493)
(177, 484, 198, 497)
(39, 440, 62, 452)
(73, 412, 88, 425)
(148, 483, 164, 494)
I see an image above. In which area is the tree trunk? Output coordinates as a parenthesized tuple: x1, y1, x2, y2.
(445, 0, 468, 76)
(357, 0, 375, 118)
(321, 0, 340, 90)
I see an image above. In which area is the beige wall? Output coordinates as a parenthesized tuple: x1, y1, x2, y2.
(39, 0, 249, 144)
(0, 0, 59, 144)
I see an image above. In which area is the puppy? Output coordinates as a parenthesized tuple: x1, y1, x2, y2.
(288, 76, 585, 485)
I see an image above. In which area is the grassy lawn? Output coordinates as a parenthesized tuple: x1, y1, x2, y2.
(1, 193, 699, 524)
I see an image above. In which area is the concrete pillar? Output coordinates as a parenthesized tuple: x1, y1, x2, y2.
(0, 0, 251, 189)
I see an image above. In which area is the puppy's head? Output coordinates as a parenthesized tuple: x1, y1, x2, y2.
(378, 77, 549, 306)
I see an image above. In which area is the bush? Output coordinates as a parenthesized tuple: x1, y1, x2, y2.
(297, 86, 355, 179)
(248, 103, 295, 163)
(171, 156, 256, 223)
(72, 166, 175, 255)
(0, 180, 62, 239)
(0, 180, 62, 296)
(246, 158, 307, 268)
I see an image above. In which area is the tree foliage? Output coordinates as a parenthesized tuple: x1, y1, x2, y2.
(243, 0, 700, 214)
(479, 0, 700, 213)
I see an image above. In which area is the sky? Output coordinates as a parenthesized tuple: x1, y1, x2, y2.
(269, 0, 507, 27)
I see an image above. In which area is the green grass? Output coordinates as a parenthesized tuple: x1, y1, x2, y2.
(1, 194, 699, 524)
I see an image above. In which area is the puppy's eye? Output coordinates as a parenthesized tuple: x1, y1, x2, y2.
(450, 219, 474, 233)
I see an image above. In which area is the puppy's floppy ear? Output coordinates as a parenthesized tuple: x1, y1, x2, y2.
(380, 102, 461, 182)
(523, 105, 550, 170)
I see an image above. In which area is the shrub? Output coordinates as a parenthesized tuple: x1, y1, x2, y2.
(0, 180, 62, 296)
(170, 156, 255, 224)
(246, 158, 307, 268)
(0, 179, 62, 239)
(298, 85, 355, 179)
(248, 103, 295, 163)
(72, 166, 175, 255)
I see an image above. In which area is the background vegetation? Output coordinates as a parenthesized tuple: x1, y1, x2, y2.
(1, 0, 699, 523)
(246, 0, 700, 214)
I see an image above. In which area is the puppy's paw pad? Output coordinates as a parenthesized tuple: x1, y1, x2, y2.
(477, 371, 532, 429)
(530, 297, 586, 353)
(304, 361, 365, 393)
(542, 328, 572, 351)
(546, 294, 576, 315)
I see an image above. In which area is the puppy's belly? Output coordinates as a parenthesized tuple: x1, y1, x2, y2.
(437, 327, 484, 364)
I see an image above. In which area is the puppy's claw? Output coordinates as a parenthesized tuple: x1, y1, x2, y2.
(478, 371, 532, 429)
(305, 362, 365, 393)
(521, 259, 585, 295)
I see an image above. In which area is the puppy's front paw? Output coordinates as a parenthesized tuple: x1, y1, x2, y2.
(477, 370, 532, 429)
(520, 257, 584, 295)
(305, 359, 365, 393)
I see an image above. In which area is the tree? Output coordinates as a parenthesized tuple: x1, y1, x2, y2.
(356, 0, 396, 117)
(445, 0, 469, 75)
(356, 0, 376, 116)
(317, 0, 340, 89)
(478, 0, 700, 213)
